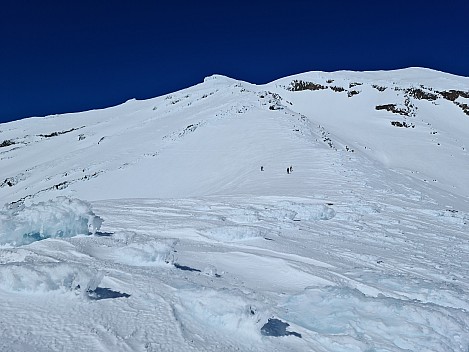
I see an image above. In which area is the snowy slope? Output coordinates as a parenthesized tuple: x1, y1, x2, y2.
(1, 68, 469, 205)
(1, 68, 469, 351)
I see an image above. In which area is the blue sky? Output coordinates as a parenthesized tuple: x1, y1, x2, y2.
(1, 0, 468, 123)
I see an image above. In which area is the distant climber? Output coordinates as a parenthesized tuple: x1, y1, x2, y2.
(287, 167, 290, 174)
(289, 166, 293, 173)
(261, 166, 264, 171)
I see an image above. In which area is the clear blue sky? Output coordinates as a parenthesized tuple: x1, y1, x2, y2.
(1, 0, 468, 123)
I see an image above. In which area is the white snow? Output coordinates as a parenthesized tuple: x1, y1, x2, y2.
(0, 262, 102, 294)
(283, 285, 468, 351)
(0, 67, 469, 351)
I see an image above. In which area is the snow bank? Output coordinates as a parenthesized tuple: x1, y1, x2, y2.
(0, 262, 102, 294)
(283, 286, 469, 351)
(203, 225, 268, 242)
(174, 289, 261, 339)
(115, 240, 176, 266)
(288, 203, 336, 221)
(263, 202, 336, 221)
(0, 197, 103, 246)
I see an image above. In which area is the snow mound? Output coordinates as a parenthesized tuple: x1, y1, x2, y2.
(0, 262, 102, 294)
(174, 289, 260, 339)
(115, 240, 176, 266)
(345, 269, 469, 310)
(203, 225, 268, 242)
(0, 197, 103, 246)
(221, 208, 260, 224)
(283, 286, 469, 351)
(270, 202, 336, 221)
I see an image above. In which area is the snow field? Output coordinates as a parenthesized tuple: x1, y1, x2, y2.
(1, 68, 469, 351)
(1, 68, 469, 206)
(0, 193, 468, 351)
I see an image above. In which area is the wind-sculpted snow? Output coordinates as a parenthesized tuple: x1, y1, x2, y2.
(0, 196, 468, 351)
(174, 288, 260, 335)
(203, 225, 268, 241)
(0, 261, 103, 294)
(274, 201, 336, 221)
(116, 241, 176, 266)
(283, 286, 469, 351)
(97, 239, 177, 267)
(0, 197, 102, 246)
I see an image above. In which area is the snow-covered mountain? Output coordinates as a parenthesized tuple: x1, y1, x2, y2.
(1, 68, 468, 351)
(2, 67, 469, 205)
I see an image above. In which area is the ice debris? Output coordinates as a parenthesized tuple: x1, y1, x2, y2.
(0, 197, 103, 246)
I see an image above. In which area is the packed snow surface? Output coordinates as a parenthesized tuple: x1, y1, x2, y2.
(1, 68, 469, 351)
